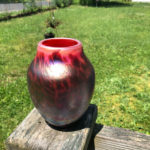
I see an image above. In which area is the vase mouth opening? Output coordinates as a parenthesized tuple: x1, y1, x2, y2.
(38, 38, 82, 52)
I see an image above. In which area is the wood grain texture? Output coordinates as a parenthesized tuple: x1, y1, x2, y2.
(6, 104, 97, 150)
(94, 125, 150, 150)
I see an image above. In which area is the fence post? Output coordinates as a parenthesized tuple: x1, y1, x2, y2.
(6, 105, 97, 150)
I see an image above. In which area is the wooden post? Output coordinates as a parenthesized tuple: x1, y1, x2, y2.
(88, 124, 150, 150)
(94, 125, 150, 150)
(6, 104, 97, 150)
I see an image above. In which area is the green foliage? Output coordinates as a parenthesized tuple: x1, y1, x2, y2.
(0, 12, 11, 20)
(44, 27, 55, 38)
(63, 0, 70, 7)
(46, 12, 60, 28)
(45, 27, 55, 34)
(0, 0, 23, 3)
(79, 0, 131, 6)
(0, 0, 41, 3)
(23, 0, 37, 12)
(0, 12, 50, 149)
(0, 4, 56, 21)
(44, 12, 58, 38)
(80, 0, 96, 6)
(22, 6, 42, 14)
(0, 78, 33, 149)
(55, 0, 63, 7)
(55, 0, 72, 8)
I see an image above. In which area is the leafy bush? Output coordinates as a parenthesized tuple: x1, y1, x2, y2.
(55, 0, 63, 7)
(55, 0, 72, 8)
(0, 0, 23, 3)
(45, 27, 54, 34)
(23, 0, 37, 12)
(44, 27, 55, 39)
(46, 14, 60, 28)
(63, 0, 70, 7)
(46, 11, 60, 27)
(69, 0, 73, 5)
(80, 0, 96, 6)
(0, 12, 11, 21)
(0, 5, 56, 21)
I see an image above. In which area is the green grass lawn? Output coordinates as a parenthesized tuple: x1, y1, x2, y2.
(1, 3, 150, 149)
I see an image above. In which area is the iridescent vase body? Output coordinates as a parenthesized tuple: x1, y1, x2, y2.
(27, 38, 95, 126)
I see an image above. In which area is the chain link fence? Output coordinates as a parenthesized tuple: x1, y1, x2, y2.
(0, 0, 54, 13)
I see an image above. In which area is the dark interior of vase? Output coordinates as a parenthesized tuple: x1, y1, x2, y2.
(42, 39, 78, 48)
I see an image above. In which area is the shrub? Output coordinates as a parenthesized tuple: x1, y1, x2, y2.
(69, 0, 73, 5)
(0, 0, 22, 3)
(0, 12, 11, 21)
(46, 12, 60, 28)
(55, 0, 72, 8)
(44, 27, 55, 39)
(80, 0, 96, 6)
(55, 0, 63, 8)
(63, 0, 70, 7)
(23, 0, 37, 12)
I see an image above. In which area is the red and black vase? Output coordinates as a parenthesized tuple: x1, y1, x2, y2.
(27, 38, 95, 126)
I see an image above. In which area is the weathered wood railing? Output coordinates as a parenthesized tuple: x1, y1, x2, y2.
(6, 104, 150, 150)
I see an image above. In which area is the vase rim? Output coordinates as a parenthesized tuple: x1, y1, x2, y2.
(38, 38, 82, 52)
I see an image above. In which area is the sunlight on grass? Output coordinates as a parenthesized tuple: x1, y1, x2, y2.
(0, 3, 150, 149)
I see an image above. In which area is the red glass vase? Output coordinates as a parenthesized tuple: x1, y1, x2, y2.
(27, 38, 95, 126)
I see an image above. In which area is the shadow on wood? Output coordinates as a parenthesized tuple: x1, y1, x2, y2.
(46, 104, 98, 132)
(87, 124, 103, 150)
(6, 102, 150, 150)
(6, 104, 98, 150)
(87, 124, 150, 150)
